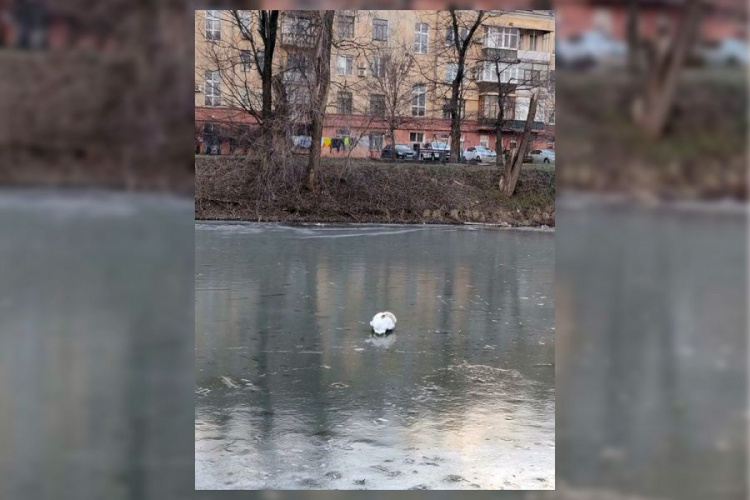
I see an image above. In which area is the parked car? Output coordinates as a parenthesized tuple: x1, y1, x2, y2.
(418, 141, 450, 161)
(529, 149, 555, 164)
(557, 31, 627, 69)
(381, 144, 416, 160)
(699, 38, 749, 66)
(463, 146, 497, 163)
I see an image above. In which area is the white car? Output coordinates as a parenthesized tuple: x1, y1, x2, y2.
(463, 146, 497, 163)
(557, 31, 627, 68)
(699, 38, 749, 66)
(529, 149, 555, 164)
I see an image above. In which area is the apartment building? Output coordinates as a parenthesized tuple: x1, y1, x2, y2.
(195, 10, 555, 157)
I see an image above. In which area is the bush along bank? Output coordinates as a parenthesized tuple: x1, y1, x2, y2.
(195, 156, 555, 226)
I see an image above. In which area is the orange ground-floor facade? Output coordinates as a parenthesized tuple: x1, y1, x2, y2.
(196, 107, 554, 158)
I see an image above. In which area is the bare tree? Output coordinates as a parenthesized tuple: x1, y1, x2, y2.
(499, 89, 539, 196)
(197, 11, 282, 128)
(481, 46, 551, 169)
(364, 45, 417, 161)
(327, 12, 385, 169)
(480, 53, 519, 168)
(305, 10, 335, 192)
(445, 9, 486, 162)
(231, 10, 279, 122)
(626, 0, 640, 74)
(632, 0, 703, 138)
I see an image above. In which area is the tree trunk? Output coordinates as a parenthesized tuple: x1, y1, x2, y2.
(308, 115, 323, 190)
(495, 127, 504, 168)
(306, 11, 335, 192)
(447, 9, 484, 163)
(499, 92, 537, 196)
(626, 0, 639, 75)
(495, 94, 505, 168)
(449, 82, 461, 163)
(389, 127, 397, 163)
(634, 0, 702, 139)
(261, 11, 278, 122)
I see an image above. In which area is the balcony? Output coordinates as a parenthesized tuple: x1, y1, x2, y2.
(280, 32, 315, 47)
(481, 45, 518, 60)
(280, 15, 315, 48)
(518, 50, 550, 63)
(475, 63, 521, 85)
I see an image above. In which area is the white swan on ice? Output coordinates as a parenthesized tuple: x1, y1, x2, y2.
(370, 311, 397, 334)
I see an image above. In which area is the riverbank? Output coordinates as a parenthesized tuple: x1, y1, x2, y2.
(195, 156, 555, 226)
(557, 69, 747, 200)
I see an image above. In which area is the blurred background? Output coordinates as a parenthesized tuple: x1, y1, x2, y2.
(0, 0, 746, 499)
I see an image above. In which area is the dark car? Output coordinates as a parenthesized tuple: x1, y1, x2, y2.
(381, 144, 416, 160)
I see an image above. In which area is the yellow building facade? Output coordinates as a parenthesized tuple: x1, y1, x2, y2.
(195, 10, 555, 156)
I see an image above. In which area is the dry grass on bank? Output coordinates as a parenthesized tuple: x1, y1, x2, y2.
(195, 156, 555, 226)
(557, 69, 747, 200)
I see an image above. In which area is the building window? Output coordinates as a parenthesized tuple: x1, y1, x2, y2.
(288, 86, 310, 107)
(540, 102, 547, 122)
(486, 26, 519, 49)
(369, 94, 385, 116)
(337, 55, 353, 76)
(369, 132, 384, 151)
(414, 22, 429, 54)
(409, 132, 424, 145)
(526, 31, 540, 51)
(442, 98, 465, 120)
(519, 62, 548, 85)
(505, 65, 521, 82)
(237, 11, 252, 38)
(286, 53, 309, 81)
(204, 70, 221, 106)
(370, 56, 385, 77)
(203, 122, 222, 154)
(445, 26, 469, 45)
(206, 10, 221, 41)
(445, 63, 458, 81)
(257, 50, 265, 72)
(282, 12, 313, 45)
(240, 50, 252, 72)
(337, 91, 353, 114)
(514, 96, 531, 121)
(338, 14, 354, 39)
(481, 96, 496, 119)
(480, 135, 489, 148)
(411, 84, 426, 116)
(373, 19, 388, 41)
(238, 88, 250, 107)
(483, 62, 521, 83)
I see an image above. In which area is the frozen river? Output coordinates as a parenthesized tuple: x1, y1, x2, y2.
(195, 223, 555, 490)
